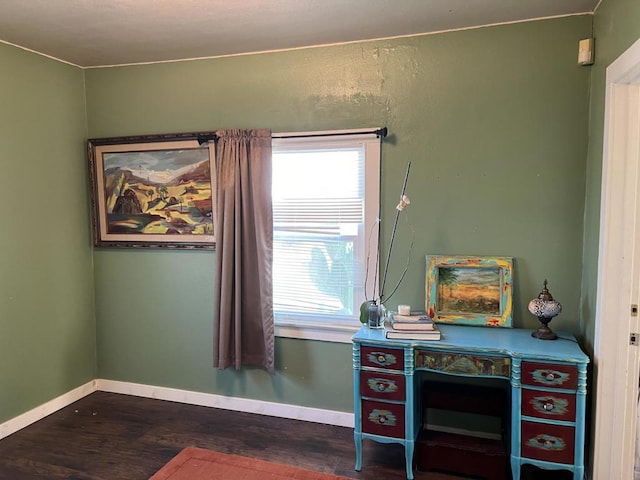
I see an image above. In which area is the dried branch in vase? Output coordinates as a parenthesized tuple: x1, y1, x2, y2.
(360, 161, 415, 327)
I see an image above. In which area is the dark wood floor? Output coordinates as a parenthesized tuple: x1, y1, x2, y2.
(0, 392, 571, 479)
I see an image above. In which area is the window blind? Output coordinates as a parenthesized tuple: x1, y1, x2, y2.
(271, 131, 380, 332)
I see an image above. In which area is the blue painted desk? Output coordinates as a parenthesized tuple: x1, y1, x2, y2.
(352, 324, 589, 480)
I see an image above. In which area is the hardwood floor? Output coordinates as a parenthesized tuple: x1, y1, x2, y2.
(0, 392, 571, 479)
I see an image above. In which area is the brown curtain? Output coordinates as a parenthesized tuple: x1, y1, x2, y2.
(213, 129, 274, 373)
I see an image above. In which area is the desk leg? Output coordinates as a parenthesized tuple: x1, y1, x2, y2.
(405, 441, 414, 480)
(510, 458, 520, 480)
(510, 359, 522, 480)
(354, 431, 362, 471)
(353, 344, 362, 472)
(404, 347, 416, 480)
(573, 466, 584, 480)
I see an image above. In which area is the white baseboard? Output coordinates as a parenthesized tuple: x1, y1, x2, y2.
(96, 379, 354, 428)
(0, 380, 98, 440)
(0, 379, 354, 441)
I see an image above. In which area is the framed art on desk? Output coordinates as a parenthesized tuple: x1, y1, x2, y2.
(426, 255, 513, 327)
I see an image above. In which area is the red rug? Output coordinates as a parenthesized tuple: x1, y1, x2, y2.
(149, 446, 351, 480)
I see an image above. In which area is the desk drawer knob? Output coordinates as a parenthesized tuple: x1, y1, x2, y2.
(368, 408, 397, 427)
(527, 395, 570, 417)
(532, 368, 570, 387)
(527, 433, 566, 452)
(367, 377, 398, 395)
(367, 351, 398, 368)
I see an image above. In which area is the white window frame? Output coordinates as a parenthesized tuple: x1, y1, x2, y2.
(271, 128, 381, 343)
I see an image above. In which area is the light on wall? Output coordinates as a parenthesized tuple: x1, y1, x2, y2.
(578, 38, 595, 66)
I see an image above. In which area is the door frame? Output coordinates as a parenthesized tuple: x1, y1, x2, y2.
(593, 38, 640, 479)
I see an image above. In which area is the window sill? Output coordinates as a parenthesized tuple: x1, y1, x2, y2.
(275, 321, 361, 343)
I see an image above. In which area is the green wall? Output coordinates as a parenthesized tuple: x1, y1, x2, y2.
(0, 44, 95, 422)
(2, 4, 637, 471)
(85, 15, 592, 412)
(1, 1, 636, 471)
(582, 0, 640, 352)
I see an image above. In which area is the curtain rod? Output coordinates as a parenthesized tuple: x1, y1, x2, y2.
(197, 127, 387, 145)
(272, 127, 387, 140)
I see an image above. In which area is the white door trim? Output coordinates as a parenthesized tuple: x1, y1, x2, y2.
(594, 38, 640, 480)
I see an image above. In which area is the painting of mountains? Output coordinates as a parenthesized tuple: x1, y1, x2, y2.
(102, 147, 213, 237)
(86, 133, 219, 250)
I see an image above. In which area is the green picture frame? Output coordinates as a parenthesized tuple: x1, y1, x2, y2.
(425, 255, 513, 327)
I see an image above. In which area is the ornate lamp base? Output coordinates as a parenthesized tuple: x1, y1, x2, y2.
(531, 316, 558, 340)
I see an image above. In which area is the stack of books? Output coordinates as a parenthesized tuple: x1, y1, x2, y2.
(385, 313, 441, 340)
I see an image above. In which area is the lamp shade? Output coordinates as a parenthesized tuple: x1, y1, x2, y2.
(528, 279, 561, 318)
(529, 279, 561, 340)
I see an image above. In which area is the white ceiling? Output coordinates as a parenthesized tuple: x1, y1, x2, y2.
(0, 0, 599, 68)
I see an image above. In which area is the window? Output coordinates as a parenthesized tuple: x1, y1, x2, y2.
(272, 130, 381, 342)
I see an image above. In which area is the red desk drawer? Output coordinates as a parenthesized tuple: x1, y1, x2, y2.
(360, 370, 405, 401)
(362, 399, 405, 438)
(522, 389, 576, 422)
(521, 421, 575, 465)
(522, 362, 578, 390)
(361, 345, 404, 371)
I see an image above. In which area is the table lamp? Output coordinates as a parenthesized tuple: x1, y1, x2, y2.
(528, 279, 562, 340)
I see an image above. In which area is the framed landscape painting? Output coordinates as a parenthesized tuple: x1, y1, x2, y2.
(425, 255, 513, 327)
(88, 132, 217, 249)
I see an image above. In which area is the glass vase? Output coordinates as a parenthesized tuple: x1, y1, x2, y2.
(367, 302, 386, 329)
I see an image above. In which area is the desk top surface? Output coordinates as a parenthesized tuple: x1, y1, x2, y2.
(353, 324, 589, 364)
